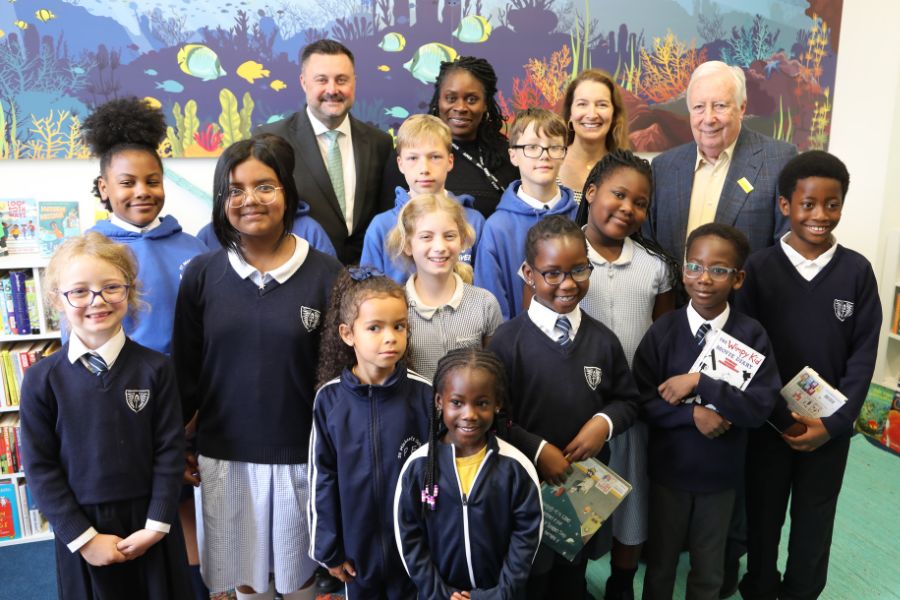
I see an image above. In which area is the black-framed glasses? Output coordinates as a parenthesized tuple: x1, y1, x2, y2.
(60, 284, 130, 308)
(510, 144, 567, 159)
(683, 262, 738, 281)
(534, 264, 593, 285)
(225, 184, 283, 208)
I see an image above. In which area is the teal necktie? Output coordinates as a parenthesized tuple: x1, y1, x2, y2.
(323, 130, 346, 217)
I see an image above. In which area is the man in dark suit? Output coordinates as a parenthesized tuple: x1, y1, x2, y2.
(643, 61, 796, 600)
(258, 39, 393, 264)
(646, 61, 797, 266)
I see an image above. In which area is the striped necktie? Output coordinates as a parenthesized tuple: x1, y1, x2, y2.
(323, 130, 346, 217)
(695, 322, 712, 347)
(555, 316, 572, 348)
(83, 353, 108, 376)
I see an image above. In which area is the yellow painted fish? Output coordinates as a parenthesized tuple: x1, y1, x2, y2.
(35, 9, 55, 22)
(236, 60, 271, 84)
(270, 79, 287, 91)
(403, 43, 458, 84)
(378, 32, 406, 52)
(13, 20, 27, 30)
(177, 43, 226, 81)
(377, 65, 390, 72)
(452, 15, 492, 43)
(143, 96, 162, 110)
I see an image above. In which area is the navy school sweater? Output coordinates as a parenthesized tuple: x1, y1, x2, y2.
(19, 339, 184, 546)
(394, 433, 543, 600)
(632, 307, 781, 493)
(309, 365, 431, 588)
(735, 244, 881, 438)
(487, 311, 640, 463)
(172, 248, 341, 464)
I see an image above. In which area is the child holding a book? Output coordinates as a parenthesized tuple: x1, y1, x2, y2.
(394, 347, 542, 599)
(488, 215, 640, 598)
(20, 233, 192, 599)
(385, 193, 502, 380)
(633, 223, 781, 600)
(736, 151, 881, 600)
(309, 267, 432, 598)
(362, 114, 485, 284)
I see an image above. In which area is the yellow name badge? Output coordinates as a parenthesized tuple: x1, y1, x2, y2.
(737, 177, 754, 193)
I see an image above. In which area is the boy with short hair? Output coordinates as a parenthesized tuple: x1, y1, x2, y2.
(474, 108, 577, 319)
(736, 151, 881, 600)
(633, 223, 781, 600)
(361, 114, 484, 283)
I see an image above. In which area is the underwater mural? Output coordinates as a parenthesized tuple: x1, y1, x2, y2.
(0, 0, 842, 159)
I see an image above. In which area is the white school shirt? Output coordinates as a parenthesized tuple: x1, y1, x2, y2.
(227, 235, 309, 288)
(779, 232, 837, 281)
(517, 186, 562, 211)
(686, 301, 730, 412)
(307, 106, 356, 234)
(109, 214, 162, 233)
(66, 328, 172, 551)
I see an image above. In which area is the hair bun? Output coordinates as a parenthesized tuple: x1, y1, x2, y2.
(82, 97, 167, 157)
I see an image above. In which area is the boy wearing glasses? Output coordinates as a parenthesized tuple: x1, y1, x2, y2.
(474, 108, 577, 319)
(632, 223, 781, 600)
(736, 152, 880, 600)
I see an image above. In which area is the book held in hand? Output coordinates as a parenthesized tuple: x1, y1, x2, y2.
(540, 458, 631, 561)
(780, 366, 846, 419)
(685, 329, 766, 404)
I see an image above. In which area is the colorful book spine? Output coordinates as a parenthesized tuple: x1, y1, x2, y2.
(0, 481, 21, 539)
(24, 276, 39, 334)
(8, 271, 31, 335)
(1, 276, 15, 335)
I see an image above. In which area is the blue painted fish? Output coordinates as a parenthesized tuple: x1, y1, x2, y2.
(384, 106, 409, 119)
(177, 44, 226, 81)
(155, 79, 184, 93)
(452, 15, 492, 43)
(403, 43, 458, 84)
(378, 32, 406, 52)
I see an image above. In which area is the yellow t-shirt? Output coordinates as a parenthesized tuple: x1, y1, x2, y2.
(455, 445, 488, 496)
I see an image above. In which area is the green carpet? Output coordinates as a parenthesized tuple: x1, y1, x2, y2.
(586, 436, 900, 599)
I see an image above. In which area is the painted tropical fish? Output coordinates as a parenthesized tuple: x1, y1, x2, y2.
(155, 80, 184, 93)
(13, 20, 27, 29)
(34, 9, 55, 22)
(143, 96, 162, 109)
(270, 79, 287, 91)
(378, 32, 406, 52)
(177, 44, 226, 81)
(377, 65, 390, 72)
(266, 113, 288, 124)
(236, 60, 270, 84)
(384, 106, 409, 119)
(144, 68, 158, 76)
(403, 43, 458, 84)
(452, 15, 492, 43)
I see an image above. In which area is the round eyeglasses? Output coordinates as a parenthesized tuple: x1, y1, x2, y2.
(60, 284, 130, 308)
(534, 264, 594, 285)
(682, 262, 738, 281)
(510, 144, 568, 159)
(225, 184, 283, 208)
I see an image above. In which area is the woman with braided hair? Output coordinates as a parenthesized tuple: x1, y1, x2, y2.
(381, 57, 519, 218)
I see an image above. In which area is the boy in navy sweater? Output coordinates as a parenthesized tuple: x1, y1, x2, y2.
(736, 151, 881, 600)
(633, 223, 781, 600)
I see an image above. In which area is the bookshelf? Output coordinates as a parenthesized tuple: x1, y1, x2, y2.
(875, 229, 900, 387)
(0, 255, 60, 547)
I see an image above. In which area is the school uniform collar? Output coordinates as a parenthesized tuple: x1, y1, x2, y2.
(306, 105, 352, 138)
(585, 229, 634, 266)
(227, 234, 309, 286)
(516, 186, 562, 211)
(405, 273, 464, 320)
(339, 362, 407, 396)
(67, 327, 126, 369)
(109, 214, 162, 233)
(686, 300, 730, 337)
(779, 232, 837, 275)
(527, 297, 582, 341)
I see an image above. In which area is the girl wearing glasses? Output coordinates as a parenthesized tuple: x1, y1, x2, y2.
(82, 97, 209, 356)
(487, 216, 640, 598)
(173, 133, 342, 600)
(20, 232, 192, 599)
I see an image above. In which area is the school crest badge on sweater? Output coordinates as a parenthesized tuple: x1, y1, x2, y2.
(300, 306, 321, 332)
(833, 299, 854, 321)
(584, 367, 602, 390)
(125, 389, 150, 413)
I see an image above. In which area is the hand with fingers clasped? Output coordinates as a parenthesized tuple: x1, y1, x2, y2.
(693, 405, 731, 438)
(782, 412, 830, 452)
(563, 415, 611, 462)
(116, 529, 165, 560)
(536, 443, 572, 486)
(80, 533, 127, 567)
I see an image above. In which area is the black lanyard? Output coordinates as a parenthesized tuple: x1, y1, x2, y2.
(453, 142, 504, 193)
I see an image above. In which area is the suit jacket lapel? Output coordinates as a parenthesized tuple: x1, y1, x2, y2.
(671, 144, 696, 260)
(349, 115, 371, 230)
(716, 128, 762, 226)
(293, 109, 345, 224)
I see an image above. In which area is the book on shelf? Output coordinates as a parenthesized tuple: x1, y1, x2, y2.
(856, 382, 900, 455)
(0, 199, 39, 255)
(893, 290, 900, 335)
(0, 480, 22, 539)
(780, 366, 847, 419)
(0, 413, 21, 475)
(38, 201, 80, 258)
(683, 329, 766, 404)
(0, 339, 59, 409)
(540, 458, 631, 561)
